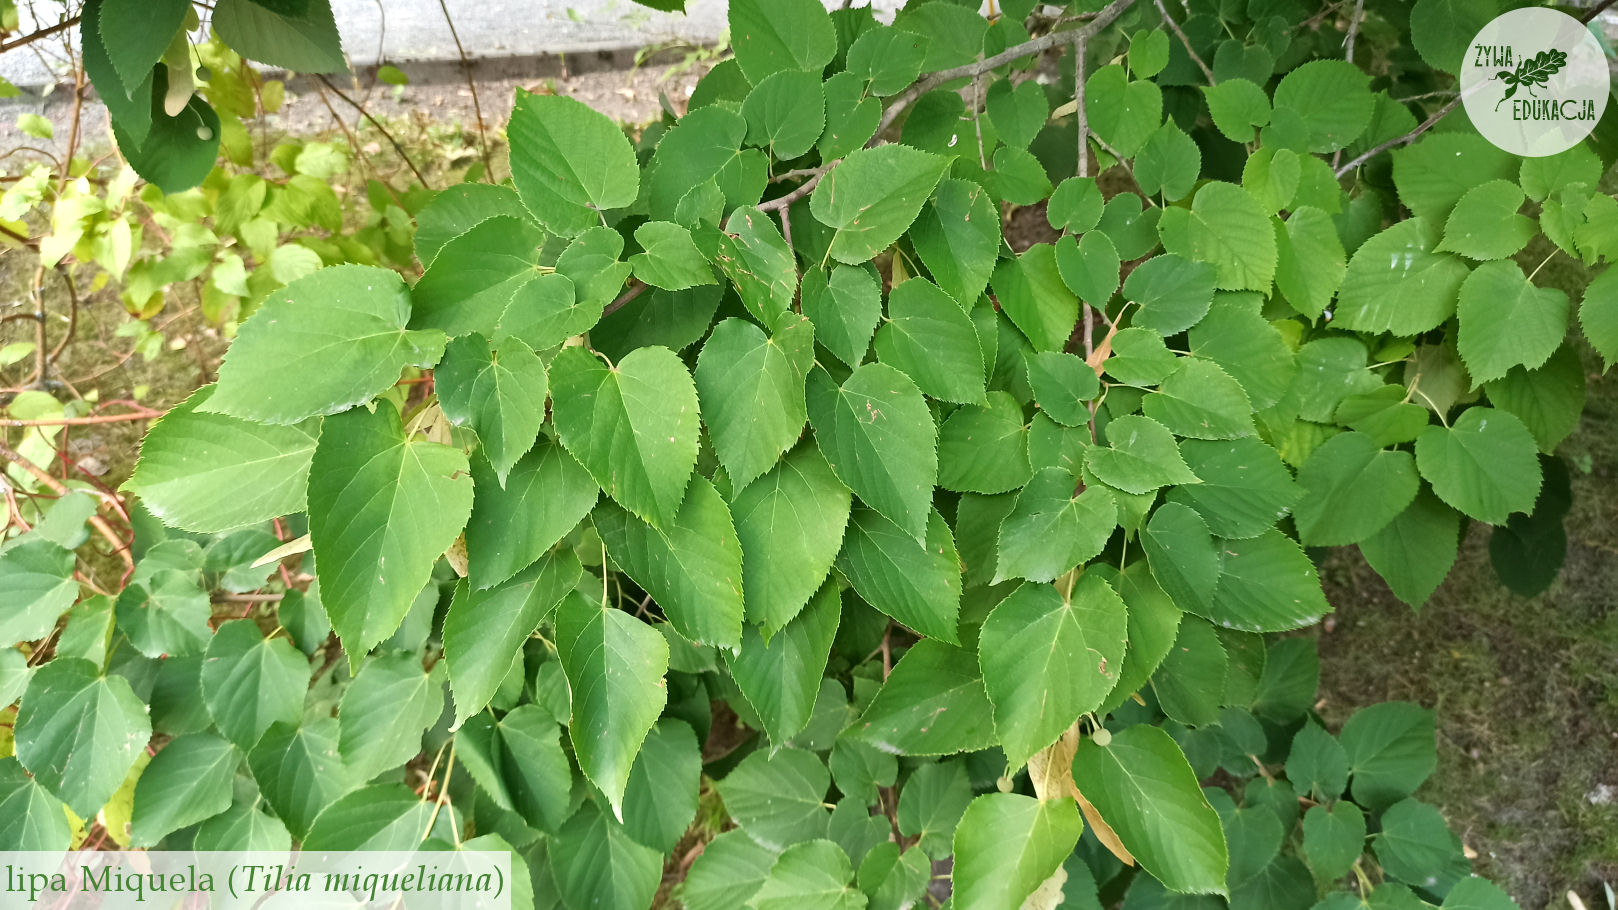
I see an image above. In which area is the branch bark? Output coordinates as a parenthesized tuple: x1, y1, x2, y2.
(1334, 95, 1461, 176)
(1154, 0, 1215, 84)
(875, 0, 1139, 139)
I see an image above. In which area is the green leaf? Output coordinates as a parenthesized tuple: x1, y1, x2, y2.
(892, 3, 988, 71)
(684, 828, 779, 910)
(1088, 414, 1201, 494)
(596, 475, 745, 649)
(1251, 637, 1319, 723)
(412, 183, 530, 268)
(1027, 351, 1100, 427)
(1142, 501, 1221, 618)
(1097, 563, 1183, 715)
(194, 804, 291, 852)
(808, 363, 937, 541)
(0, 758, 71, 850)
(1151, 616, 1226, 726)
(1486, 345, 1585, 453)
(875, 278, 986, 404)
(857, 842, 930, 910)
(847, 26, 927, 96)
(555, 591, 670, 817)
(802, 266, 883, 369)
(729, 582, 841, 743)
(80, 0, 152, 146)
(752, 840, 865, 910)
(1159, 182, 1276, 293)
(338, 653, 444, 781)
(508, 90, 640, 236)
(1293, 432, 1419, 546)
(1391, 133, 1516, 222)
(15, 658, 151, 818)
(1166, 438, 1300, 539)
(1055, 231, 1121, 305)
(848, 637, 997, 756)
(1210, 530, 1331, 632)
(812, 145, 950, 264)
(1187, 295, 1296, 411)
(1410, 0, 1501, 72)
(1373, 798, 1469, 890)
(436, 334, 548, 483)
(549, 802, 662, 910)
(130, 732, 237, 846)
(1456, 260, 1569, 384)
(718, 747, 831, 849)
(490, 704, 574, 831)
(1085, 65, 1163, 157)
(742, 70, 827, 160)
(1303, 802, 1366, 881)
(445, 550, 580, 724)
(251, 717, 359, 839)
(1274, 205, 1347, 319)
(994, 469, 1117, 584)
(201, 619, 306, 748)
(1203, 79, 1272, 143)
(300, 783, 435, 851)
(306, 402, 472, 655)
(1125, 254, 1217, 337)
(837, 507, 961, 643)
(1143, 358, 1255, 440)
(128, 385, 318, 533)
(1071, 725, 1229, 895)
(696, 314, 815, 489)
(830, 738, 896, 807)
(988, 78, 1050, 150)
(1271, 60, 1374, 152)
(466, 436, 597, 590)
(0, 536, 76, 647)
(1438, 180, 1533, 261)
(203, 266, 444, 424)
(1440, 878, 1523, 910)
(937, 391, 1031, 494)
(1341, 702, 1436, 810)
(1286, 720, 1350, 801)
(214, 0, 345, 72)
(409, 215, 545, 339)
(110, 74, 221, 194)
(1136, 123, 1202, 201)
(551, 345, 700, 530)
(1359, 487, 1461, 608)
(620, 718, 702, 852)
(1335, 218, 1471, 336)
(993, 243, 1080, 352)
(729, 0, 837, 82)
(952, 793, 1083, 910)
(631, 221, 717, 291)
(99, 0, 189, 90)
(731, 445, 852, 634)
(980, 579, 1126, 767)
(820, 72, 883, 159)
(1581, 264, 1618, 369)
(1415, 407, 1542, 524)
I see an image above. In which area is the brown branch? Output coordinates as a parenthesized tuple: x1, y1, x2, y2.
(875, 0, 1138, 139)
(1334, 95, 1461, 176)
(1343, 0, 1365, 61)
(0, 15, 80, 54)
(1076, 36, 1090, 179)
(0, 439, 133, 571)
(0, 408, 161, 427)
(435, 0, 492, 180)
(1155, 0, 1214, 83)
(45, 267, 78, 366)
(0, 221, 37, 249)
(756, 164, 836, 213)
(1582, 0, 1617, 23)
(315, 75, 433, 190)
(601, 280, 649, 319)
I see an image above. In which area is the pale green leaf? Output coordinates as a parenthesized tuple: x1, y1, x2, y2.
(808, 363, 937, 542)
(436, 333, 548, 482)
(1415, 407, 1542, 524)
(1293, 431, 1420, 546)
(509, 90, 640, 236)
(812, 145, 950, 264)
(201, 619, 306, 748)
(15, 658, 152, 818)
(444, 550, 580, 724)
(731, 445, 852, 635)
(837, 507, 961, 643)
(952, 793, 1083, 910)
(696, 314, 815, 489)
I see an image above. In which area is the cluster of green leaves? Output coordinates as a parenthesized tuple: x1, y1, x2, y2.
(4, 0, 1612, 906)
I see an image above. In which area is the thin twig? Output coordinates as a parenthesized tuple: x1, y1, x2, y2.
(1582, 0, 1618, 23)
(44, 267, 78, 367)
(875, 0, 1138, 139)
(601, 280, 649, 318)
(756, 163, 837, 213)
(1343, 0, 1365, 61)
(1334, 95, 1461, 176)
(315, 75, 433, 189)
(0, 408, 161, 427)
(435, 0, 492, 179)
(1076, 36, 1090, 179)
(0, 15, 80, 54)
(0, 439, 133, 572)
(1154, 0, 1214, 83)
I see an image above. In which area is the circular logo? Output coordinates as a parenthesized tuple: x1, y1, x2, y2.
(1461, 8, 1609, 157)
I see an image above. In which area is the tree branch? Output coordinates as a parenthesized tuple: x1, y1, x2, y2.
(315, 75, 433, 190)
(601, 280, 648, 318)
(1334, 95, 1461, 176)
(0, 15, 80, 55)
(1154, 0, 1215, 84)
(875, 0, 1139, 139)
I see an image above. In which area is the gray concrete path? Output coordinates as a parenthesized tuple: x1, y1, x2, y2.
(1, 0, 910, 89)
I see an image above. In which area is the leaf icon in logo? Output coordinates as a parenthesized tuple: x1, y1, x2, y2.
(1496, 47, 1568, 110)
